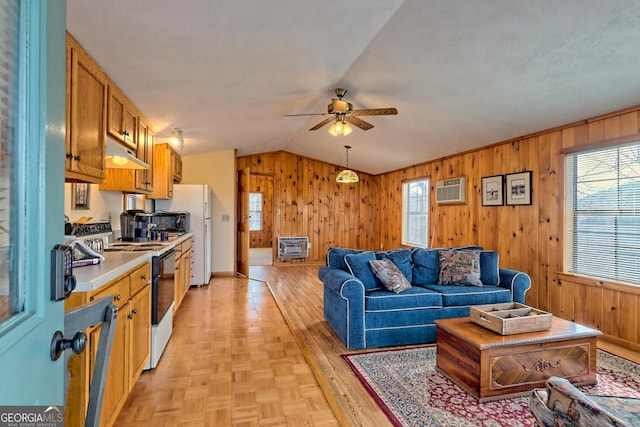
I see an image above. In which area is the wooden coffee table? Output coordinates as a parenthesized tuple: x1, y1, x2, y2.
(434, 316, 602, 402)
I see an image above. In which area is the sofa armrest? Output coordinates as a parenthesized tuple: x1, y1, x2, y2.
(529, 388, 554, 427)
(543, 377, 630, 427)
(498, 268, 531, 304)
(319, 266, 367, 349)
(319, 267, 364, 297)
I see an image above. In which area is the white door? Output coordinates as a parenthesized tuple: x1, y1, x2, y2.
(0, 0, 67, 411)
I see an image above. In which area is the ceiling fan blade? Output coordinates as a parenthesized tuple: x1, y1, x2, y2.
(309, 117, 334, 131)
(285, 113, 328, 117)
(351, 108, 398, 116)
(344, 115, 374, 130)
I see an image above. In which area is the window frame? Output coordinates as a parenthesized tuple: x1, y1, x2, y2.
(248, 192, 263, 232)
(564, 141, 640, 286)
(401, 178, 430, 248)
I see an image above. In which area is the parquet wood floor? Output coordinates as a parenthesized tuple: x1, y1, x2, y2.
(115, 268, 340, 426)
(116, 264, 639, 426)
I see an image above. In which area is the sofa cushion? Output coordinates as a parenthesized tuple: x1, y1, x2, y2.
(438, 249, 483, 286)
(375, 248, 413, 283)
(365, 286, 443, 311)
(421, 284, 513, 306)
(369, 258, 411, 293)
(326, 247, 363, 271)
(411, 248, 440, 285)
(480, 250, 499, 286)
(344, 251, 382, 291)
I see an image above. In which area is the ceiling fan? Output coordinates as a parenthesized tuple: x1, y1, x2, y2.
(285, 88, 398, 133)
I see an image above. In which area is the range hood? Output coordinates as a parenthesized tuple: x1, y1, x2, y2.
(105, 137, 149, 170)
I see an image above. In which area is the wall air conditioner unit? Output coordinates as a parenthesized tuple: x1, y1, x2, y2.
(436, 177, 466, 204)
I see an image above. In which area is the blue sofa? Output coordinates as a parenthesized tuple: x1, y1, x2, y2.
(319, 247, 531, 349)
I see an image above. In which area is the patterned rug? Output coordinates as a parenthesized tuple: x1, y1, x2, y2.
(343, 346, 640, 427)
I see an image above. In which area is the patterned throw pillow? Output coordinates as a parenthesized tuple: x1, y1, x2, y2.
(438, 249, 483, 286)
(369, 258, 412, 293)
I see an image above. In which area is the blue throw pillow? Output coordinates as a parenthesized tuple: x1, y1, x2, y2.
(375, 248, 413, 283)
(480, 250, 499, 286)
(326, 247, 363, 271)
(344, 251, 381, 291)
(411, 248, 440, 285)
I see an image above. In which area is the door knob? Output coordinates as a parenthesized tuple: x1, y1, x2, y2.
(50, 330, 87, 361)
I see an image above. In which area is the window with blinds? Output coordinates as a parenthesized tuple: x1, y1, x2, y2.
(0, 0, 18, 322)
(402, 179, 429, 247)
(565, 143, 640, 285)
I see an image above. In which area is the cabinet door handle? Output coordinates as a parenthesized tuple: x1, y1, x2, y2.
(141, 275, 147, 280)
(74, 155, 81, 161)
(115, 294, 121, 301)
(66, 153, 73, 159)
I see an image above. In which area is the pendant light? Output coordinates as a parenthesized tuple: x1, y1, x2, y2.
(336, 145, 359, 183)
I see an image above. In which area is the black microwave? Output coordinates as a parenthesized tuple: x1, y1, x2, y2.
(151, 212, 190, 233)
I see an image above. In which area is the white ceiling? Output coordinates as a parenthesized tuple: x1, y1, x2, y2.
(67, 0, 640, 175)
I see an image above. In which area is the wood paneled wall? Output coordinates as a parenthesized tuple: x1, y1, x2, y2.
(375, 107, 640, 349)
(237, 107, 640, 350)
(236, 152, 377, 263)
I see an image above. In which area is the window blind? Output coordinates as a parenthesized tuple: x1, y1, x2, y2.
(0, 0, 18, 320)
(566, 143, 640, 285)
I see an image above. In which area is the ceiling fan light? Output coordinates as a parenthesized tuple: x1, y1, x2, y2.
(327, 124, 339, 136)
(336, 169, 359, 183)
(343, 123, 353, 136)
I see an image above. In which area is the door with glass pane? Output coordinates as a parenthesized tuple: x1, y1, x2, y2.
(0, 0, 66, 407)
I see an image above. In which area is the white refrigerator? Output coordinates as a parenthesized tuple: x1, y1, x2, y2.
(156, 184, 212, 286)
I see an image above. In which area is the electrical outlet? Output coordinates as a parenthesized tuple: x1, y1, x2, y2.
(222, 214, 230, 222)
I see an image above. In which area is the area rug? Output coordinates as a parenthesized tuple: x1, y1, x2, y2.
(343, 346, 640, 427)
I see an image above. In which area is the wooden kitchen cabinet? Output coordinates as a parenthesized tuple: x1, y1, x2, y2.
(127, 282, 151, 389)
(174, 237, 193, 312)
(134, 120, 154, 193)
(99, 118, 155, 194)
(149, 143, 182, 199)
(65, 33, 107, 183)
(107, 84, 137, 150)
(65, 261, 151, 427)
(173, 150, 183, 183)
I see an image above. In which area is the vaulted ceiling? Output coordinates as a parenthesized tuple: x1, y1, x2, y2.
(67, 0, 640, 175)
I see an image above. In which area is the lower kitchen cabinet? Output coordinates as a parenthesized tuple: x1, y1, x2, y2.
(65, 261, 151, 427)
(174, 237, 193, 313)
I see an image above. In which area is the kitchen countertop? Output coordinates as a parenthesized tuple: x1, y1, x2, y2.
(73, 232, 193, 292)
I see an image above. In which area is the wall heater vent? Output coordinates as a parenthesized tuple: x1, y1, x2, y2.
(278, 237, 309, 259)
(436, 177, 466, 204)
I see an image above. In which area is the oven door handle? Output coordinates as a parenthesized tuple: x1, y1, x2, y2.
(160, 249, 176, 260)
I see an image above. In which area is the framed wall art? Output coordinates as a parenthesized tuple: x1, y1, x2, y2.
(71, 182, 90, 210)
(481, 175, 504, 206)
(506, 171, 532, 206)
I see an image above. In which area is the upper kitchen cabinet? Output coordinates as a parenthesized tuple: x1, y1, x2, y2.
(134, 119, 154, 193)
(107, 84, 137, 150)
(65, 33, 107, 183)
(149, 143, 181, 199)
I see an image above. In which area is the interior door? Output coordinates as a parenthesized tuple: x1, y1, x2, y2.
(237, 168, 250, 276)
(0, 0, 67, 408)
